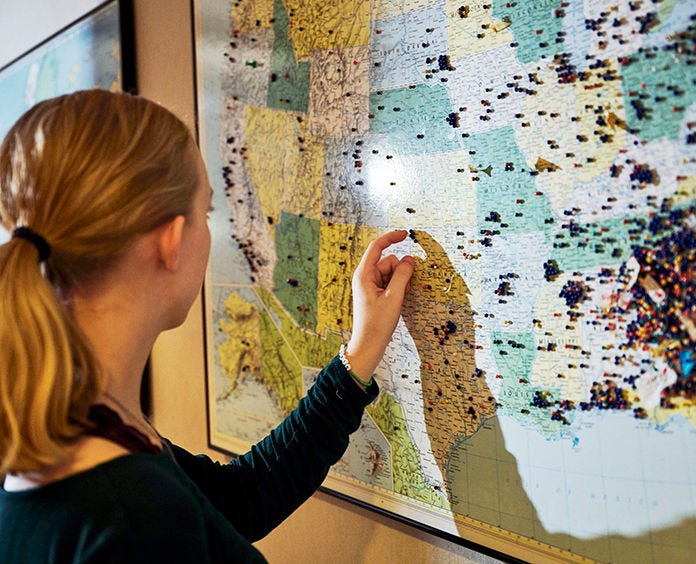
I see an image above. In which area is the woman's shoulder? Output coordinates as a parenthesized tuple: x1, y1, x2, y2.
(0, 440, 231, 563)
(5, 442, 174, 495)
(3, 436, 160, 493)
(2, 439, 202, 531)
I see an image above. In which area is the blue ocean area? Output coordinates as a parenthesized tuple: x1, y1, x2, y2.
(498, 409, 696, 538)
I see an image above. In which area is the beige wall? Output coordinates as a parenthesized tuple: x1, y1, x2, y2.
(137, 1, 500, 562)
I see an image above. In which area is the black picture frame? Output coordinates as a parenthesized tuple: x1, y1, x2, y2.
(0, 0, 136, 142)
(191, 1, 696, 562)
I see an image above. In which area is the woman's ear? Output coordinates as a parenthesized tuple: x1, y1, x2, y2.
(157, 215, 186, 271)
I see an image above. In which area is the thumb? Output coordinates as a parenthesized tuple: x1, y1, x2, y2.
(385, 256, 415, 297)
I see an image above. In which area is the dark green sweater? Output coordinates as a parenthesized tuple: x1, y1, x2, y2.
(0, 356, 378, 563)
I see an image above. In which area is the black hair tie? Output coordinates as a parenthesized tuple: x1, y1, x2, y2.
(12, 226, 51, 262)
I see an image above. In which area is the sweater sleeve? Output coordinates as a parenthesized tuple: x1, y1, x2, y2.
(168, 356, 378, 542)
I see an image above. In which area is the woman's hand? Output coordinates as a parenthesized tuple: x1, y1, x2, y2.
(344, 230, 415, 381)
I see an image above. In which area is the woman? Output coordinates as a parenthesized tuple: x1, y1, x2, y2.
(0, 90, 414, 562)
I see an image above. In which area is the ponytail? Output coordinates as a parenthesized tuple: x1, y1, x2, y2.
(0, 238, 102, 474)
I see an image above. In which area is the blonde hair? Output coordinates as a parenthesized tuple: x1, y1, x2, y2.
(0, 90, 199, 473)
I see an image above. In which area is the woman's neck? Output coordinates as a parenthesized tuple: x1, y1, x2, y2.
(67, 279, 163, 452)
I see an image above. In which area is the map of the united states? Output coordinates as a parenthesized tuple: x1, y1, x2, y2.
(199, 1, 696, 561)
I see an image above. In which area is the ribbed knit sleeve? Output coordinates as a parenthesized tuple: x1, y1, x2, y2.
(169, 356, 378, 541)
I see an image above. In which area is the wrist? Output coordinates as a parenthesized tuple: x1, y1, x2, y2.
(341, 341, 384, 381)
(339, 344, 375, 390)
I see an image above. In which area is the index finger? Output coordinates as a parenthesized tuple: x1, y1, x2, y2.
(358, 230, 409, 268)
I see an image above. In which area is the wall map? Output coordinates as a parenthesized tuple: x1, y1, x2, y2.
(195, 1, 696, 561)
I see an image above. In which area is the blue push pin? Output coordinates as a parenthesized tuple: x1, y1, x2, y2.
(679, 350, 694, 378)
